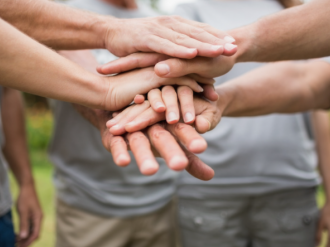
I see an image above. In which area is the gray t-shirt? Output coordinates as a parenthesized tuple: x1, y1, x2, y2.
(49, 0, 177, 217)
(0, 87, 12, 216)
(175, 0, 321, 198)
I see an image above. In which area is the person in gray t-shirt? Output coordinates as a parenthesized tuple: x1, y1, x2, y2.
(48, 1, 178, 247)
(169, 1, 330, 247)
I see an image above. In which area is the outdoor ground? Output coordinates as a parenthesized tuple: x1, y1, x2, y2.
(8, 110, 329, 247)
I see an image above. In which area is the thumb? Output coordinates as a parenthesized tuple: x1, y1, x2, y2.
(195, 108, 221, 134)
(97, 53, 168, 75)
(155, 58, 194, 78)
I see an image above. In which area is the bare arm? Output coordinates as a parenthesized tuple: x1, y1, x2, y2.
(0, 0, 234, 58)
(1, 88, 42, 247)
(312, 111, 330, 246)
(216, 60, 330, 116)
(231, 0, 330, 62)
(0, 19, 107, 109)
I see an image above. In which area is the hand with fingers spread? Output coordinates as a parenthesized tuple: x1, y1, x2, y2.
(104, 16, 237, 59)
(107, 85, 222, 136)
(75, 106, 214, 181)
(101, 67, 207, 111)
(61, 50, 215, 180)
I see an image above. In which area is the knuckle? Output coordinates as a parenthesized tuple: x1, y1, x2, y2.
(198, 23, 210, 29)
(178, 86, 193, 96)
(129, 133, 147, 144)
(174, 122, 187, 132)
(157, 16, 173, 24)
(110, 137, 124, 149)
(174, 33, 188, 44)
(141, 100, 150, 108)
(150, 128, 168, 140)
(189, 27, 205, 37)
(162, 85, 175, 92)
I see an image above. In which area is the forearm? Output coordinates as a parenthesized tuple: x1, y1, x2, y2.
(312, 110, 330, 202)
(2, 88, 34, 187)
(0, 0, 111, 50)
(0, 19, 107, 109)
(230, 0, 330, 62)
(216, 61, 330, 116)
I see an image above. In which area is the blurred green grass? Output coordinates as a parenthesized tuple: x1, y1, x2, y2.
(9, 109, 329, 247)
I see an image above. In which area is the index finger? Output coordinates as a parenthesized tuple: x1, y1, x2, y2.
(181, 146, 214, 181)
(166, 123, 207, 154)
(147, 124, 188, 171)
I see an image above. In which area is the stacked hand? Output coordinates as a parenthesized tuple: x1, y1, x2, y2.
(60, 28, 237, 180)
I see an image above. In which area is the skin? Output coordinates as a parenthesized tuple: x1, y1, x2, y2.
(99, 0, 330, 76)
(59, 49, 214, 180)
(313, 111, 330, 247)
(0, 0, 236, 58)
(0, 0, 238, 114)
(107, 60, 330, 134)
(0, 20, 212, 113)
(74, 104, 214, 180)
(1, 88, 42, 247)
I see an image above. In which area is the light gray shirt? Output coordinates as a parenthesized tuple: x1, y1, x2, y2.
(175, 0, 322, 198)
(0, 87, 12, 216)
(49, 0, 177, 217)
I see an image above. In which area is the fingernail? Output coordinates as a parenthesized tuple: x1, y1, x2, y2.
(167, 112, 178, 123)
(20, 231, 28, 238)
(169, 156, 188, 170)
(156, 63, 170, 75)
(184, 112, 194, 123)
(224, 43, 237, 52)
(198, 85, 204, 92)
(211, 45, 223, 53)
(189, 139, 207, 153)
(188, 48, 197, 54)
(107, 119, 117, 127)
(155, 102, 165, 111)
(111, 124, 121, 130)
(117, 154, 129, 166)
(141, 160, 158, 175)
(224, 36, 236, 43)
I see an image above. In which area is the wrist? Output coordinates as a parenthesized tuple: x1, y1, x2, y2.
(97, 16, 120, 50)
(228, 22, 260, 63)
(17, 174, 35, 188)
(78, 73, 111, 110)
(215, 83, 237, 116)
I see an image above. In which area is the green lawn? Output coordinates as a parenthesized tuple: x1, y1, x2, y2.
(7, 109, 330, 247)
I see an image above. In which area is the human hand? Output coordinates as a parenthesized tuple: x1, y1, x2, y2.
(16, 184, 43, 247)
(93, 108, 214, 180)
(103, 15, 237, 59)
(97, 51, 236, 84)
(316, 203, 330, 247)
(101, 67, 209, 111)
(107, 86, 222, 135)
